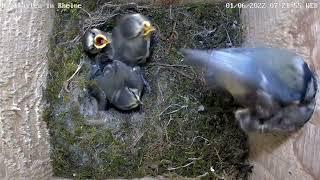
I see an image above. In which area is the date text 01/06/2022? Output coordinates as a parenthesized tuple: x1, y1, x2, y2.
(225, 2, 318, 9)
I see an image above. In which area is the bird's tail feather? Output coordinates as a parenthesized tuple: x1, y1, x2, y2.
(180, 48, 213, 68)
(180, 48, 250, 77)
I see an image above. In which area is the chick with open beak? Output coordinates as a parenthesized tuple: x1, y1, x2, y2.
(111, 13, 155, 66)
(83, 28, 111, 55)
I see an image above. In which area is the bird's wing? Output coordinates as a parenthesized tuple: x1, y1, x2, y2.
(181, 48, 316, 105)
(125, 69, 144, 90)
(217, 48, 309, 103)
(244, 48, 312, 103)
(181, 48, 261, 91)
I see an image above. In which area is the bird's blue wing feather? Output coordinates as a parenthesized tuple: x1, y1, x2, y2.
(181, 48, 312, 104)
(181, 48, 261, 89)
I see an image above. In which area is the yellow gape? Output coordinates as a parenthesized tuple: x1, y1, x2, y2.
(143, 21, 155, 37)
(94, 34, 110, 49)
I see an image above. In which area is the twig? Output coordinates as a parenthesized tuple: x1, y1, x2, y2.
(167, 24, 178, 53)
(59, 8, 93, 46)
(170, 67, 193, 79)
(166, 115, 173, 127)
(196, 172, 209, 178)
(169, 5, 173, 20)
(81, 8, 92, 19)
(213, 147, 222, 162)
(152, 64, 193, 80)
(166, 5, 178, 54)
(188, 136, 210, 148)
(58, 34, 81, 46)
(221, 24, 233, 47)
(167, 161, 195, 171)
(80, 8, 94, 35)
(194, 27, 217, 38)
(164, 115, 173, 143)
(129, 129, 144, 149)
(159, 104, 180, 116)
(162, 105, 187, 116)
(187, 157, 202, 161)
(64, 60, 84, 92)
(156, 76, 164, 103)
(167, 156, 202, 171)
(211, 148, 228, 178)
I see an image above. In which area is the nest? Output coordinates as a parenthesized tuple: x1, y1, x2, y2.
(45, 1, 251, 179)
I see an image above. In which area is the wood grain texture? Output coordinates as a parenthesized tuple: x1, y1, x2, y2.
(0, 0, 54, 179)
(242, 0, 320, 179)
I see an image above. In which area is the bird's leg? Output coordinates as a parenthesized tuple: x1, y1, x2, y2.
(235, 108, 261, 132)
(64, 60, 84, 92)
(254, 90, 280, 118)
(234, 90, 281, 132)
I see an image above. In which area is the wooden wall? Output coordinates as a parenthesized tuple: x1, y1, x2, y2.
(0, 0, 54, 178)
(242, 0, 320, 179)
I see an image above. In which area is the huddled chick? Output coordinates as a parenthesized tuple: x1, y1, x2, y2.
(82, 13, 155, 111)
(181, 47, 317, 133)
(90, 60, 145, 111)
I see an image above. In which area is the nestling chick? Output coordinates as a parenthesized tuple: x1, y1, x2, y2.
(181, 47, 317, 133)
(111, 13, 155, 66)
(91, 60, 145, 111)
(83, 28, 112, 55)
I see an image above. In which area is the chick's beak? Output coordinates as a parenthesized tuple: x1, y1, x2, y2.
(128, 88, 143, 105)
(143, 21, 155, 36)
(135, 93, 143, 105)
(94, 34, 110, 49)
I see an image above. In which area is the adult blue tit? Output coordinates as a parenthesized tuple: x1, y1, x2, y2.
(181, 47, 317, 133)
(83, 28, 112, 55)
(111, 13, 155, 66)
(91, 60, 144, 111)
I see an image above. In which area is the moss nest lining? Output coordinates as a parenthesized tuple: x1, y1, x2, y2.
(45, 1, 251, 179)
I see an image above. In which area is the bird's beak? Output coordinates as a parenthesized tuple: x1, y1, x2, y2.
(135, 94, 143, 105)
(143, 21, 155, 37)
(94, 34, 110, 49)
(128, 88, 143, 105)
